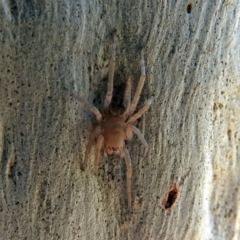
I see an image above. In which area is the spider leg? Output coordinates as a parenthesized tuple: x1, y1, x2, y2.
(66, 90, 102, 122)
(127, 97, 153, 124)
(104, 36, 117, 112)
(123, 147, 132, 209)
(128, 49, 146, 116)
(126, 123, 133, 140)
(94, 135, 104, 176)
(82, 125, 102, 171)
(130, 125, 149, 157)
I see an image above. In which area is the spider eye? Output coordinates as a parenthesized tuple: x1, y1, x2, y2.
(107, 146, 122, 155)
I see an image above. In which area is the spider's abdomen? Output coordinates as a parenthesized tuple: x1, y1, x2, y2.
(110, 79, 131, 116)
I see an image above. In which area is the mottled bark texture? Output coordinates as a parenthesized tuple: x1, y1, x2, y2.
(0, 1, 240, 239)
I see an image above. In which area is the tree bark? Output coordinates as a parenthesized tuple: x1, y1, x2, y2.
(0, 1, 240, 239)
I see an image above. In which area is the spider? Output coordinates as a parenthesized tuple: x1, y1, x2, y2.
(66, 37, 152, 208)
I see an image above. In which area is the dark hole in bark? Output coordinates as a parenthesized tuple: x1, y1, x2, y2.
(187, 3, 192, 14)
(162, 183, 179, 210)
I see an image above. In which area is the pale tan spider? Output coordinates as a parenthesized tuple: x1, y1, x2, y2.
(66, 37, 152, 208)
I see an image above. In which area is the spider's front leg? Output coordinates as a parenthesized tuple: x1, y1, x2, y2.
(123, 147, 133, 209)
(82, 126, 102, 171)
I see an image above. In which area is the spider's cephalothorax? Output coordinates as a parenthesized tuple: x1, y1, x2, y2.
(67, 36, 152, 208)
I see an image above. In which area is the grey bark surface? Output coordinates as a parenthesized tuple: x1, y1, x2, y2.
(0, 1, 240, 239)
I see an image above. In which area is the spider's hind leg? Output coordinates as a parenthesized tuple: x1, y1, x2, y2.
(123, 147, 132, 209)
(128, 50, 146, 116)
(104, 36, 117, 112)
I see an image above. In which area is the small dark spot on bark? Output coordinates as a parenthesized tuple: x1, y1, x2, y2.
(187, 3, 192, 14)
(213, 102, 224, 111)
(227, 129, 232, 142)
